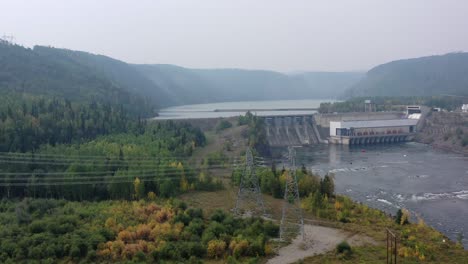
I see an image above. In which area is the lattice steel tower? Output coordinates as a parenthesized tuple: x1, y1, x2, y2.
(280, 146, 305, 241)
(234, 147, 265, 216)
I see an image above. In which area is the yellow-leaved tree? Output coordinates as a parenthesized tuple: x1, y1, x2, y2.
(207, 239, 226, 259)
(147, 191, 157, 201)
(133, 177, 145, 200)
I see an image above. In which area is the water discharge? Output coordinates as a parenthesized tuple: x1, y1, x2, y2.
(271, 142, 468, 247)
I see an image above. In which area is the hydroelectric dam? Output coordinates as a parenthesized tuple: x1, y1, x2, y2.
(261, 111, 416, 147)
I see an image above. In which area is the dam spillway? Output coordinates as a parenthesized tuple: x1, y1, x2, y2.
(263, 115, 321, 146)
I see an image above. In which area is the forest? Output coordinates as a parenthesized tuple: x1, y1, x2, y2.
(0, 199, 279, 263)
(0, 93, 146, 152)
(318, 96, 465, 113)
(0, 119, 216, 200)
(0, 42, 154, 116)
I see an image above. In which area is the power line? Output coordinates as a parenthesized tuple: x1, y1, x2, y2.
(0, 164, 234, 176)
(0, 159, 238, 167)
(0, 166, 234, 181)
(0, 151, 243, 160)
(0, 154, 241, 163)
(0, 174, 214, 187)
(0, 171, 225, 187)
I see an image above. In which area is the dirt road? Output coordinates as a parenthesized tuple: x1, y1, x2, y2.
(267, 224, 376, 264)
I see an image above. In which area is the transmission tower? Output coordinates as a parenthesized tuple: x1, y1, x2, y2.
(280, 146, 305, 241)
(234, 147, 265, 216)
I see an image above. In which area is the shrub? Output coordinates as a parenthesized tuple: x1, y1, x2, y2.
(29, 220, 47, 233)
(147, 191, 157, 201)
(207, 239, 226, 259)
(186, 208, 203, 219)
(205, 222, 227, 239)
(263, 221, 279, 237)
(186, 219, 205, 236)
(216, 119, 232, 132)
(462, 136, 468, 147)
(444, 133, 451, 141)
(229, 238, 249, 258)
(187, 242, 206, 258)
(396, 209, 410, 225)
(336, 241, 352, 254)
(134, 251, 146, 262)
(210, 209, 227, 222)
(158, 242, 179, 260)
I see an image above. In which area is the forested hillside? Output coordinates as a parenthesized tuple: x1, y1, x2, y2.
(134, 64, 363, 103)
(0, 41, 154, 116)
(0, 94, 142, 152)
(33, 46, 175, 107)
(346, 52, 468, 97)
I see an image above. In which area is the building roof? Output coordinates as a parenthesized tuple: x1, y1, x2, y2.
(331, 119, 418, 129)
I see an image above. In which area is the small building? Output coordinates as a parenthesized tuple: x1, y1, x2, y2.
(329, 119, 419, 145)
(462, 104, 468, 113)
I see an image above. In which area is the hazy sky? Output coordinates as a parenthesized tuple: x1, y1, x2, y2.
(1, 0, 468, 72)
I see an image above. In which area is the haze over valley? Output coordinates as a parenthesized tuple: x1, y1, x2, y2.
(1, 1, 468, 263)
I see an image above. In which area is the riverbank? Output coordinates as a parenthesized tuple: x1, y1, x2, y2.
(415, 111, 468, 155)
(182, 120, 468, 263)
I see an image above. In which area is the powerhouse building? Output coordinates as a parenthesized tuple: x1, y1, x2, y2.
(329, 119, 419, 145)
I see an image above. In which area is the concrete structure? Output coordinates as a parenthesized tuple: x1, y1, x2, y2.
(261, 115, 323, 146)
(314, 112, 404, 128)
(407, 105, 422, 115)
(329, 119, 419, 145)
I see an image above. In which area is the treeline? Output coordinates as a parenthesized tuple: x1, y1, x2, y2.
(0, 94, 145, 152)
(238, 112, 268, 153)
(0, 199, 278, 263)
(232, 164, 335, 201)
(319, 96, 465, 113)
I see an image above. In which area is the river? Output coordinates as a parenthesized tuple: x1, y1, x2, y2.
(272, 143, 468, 247)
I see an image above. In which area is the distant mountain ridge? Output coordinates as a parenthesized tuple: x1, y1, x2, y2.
(346, 52, 468, 97)
(0, 41, 364, 111)
(133, 64, 364, 104)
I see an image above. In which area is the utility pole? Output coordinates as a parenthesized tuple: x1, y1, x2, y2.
(280, 146, 305, 241)
(234, 147, 265, 217)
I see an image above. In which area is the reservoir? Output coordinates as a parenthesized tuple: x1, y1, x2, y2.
(153, 99, 328, 120)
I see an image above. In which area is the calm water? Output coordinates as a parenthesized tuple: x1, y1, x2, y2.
(153, 99, 330, 119)
(273, 143, 468, 247)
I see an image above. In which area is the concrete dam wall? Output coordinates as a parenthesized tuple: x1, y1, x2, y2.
(263, 116, 321, 146)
